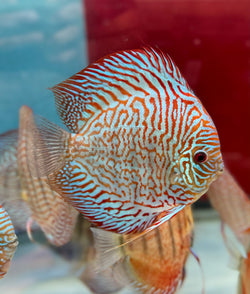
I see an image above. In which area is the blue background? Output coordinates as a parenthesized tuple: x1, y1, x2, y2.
(0, 0, 87, 133)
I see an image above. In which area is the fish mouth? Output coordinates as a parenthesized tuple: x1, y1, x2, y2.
(217, 162, 224, 175)
(170, 171, 185, 186)
(211, 160, 224, 182)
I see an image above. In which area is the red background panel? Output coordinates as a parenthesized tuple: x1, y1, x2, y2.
(83, 0, 250, 194)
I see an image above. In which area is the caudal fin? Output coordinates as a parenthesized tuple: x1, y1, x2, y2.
(18, 105, 70, 177)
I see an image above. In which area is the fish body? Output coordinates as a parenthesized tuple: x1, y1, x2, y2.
(0, 204, 18, 279)
(31, 47, 223, 233)
(82, 205, 194, 294)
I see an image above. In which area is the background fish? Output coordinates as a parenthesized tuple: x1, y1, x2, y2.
(207, 168, 250, 294)
(17, 106, 79, 246)
(0, 108, 79, 247)
(0, 130, 33, 232)
(29, 47, 223, 234)
(81, 205, 194, 294)
(50, 214, 93, 265)
(0, 130, 21, 201)
(0, 204, 18, 279)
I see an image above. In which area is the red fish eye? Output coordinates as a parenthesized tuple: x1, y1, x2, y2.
(194, 151, 208, 163)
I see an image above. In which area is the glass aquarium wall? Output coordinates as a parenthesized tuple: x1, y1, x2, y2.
(0, 0, 87, 131)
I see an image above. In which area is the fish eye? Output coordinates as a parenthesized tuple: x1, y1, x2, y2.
(193, 150, 208, 164)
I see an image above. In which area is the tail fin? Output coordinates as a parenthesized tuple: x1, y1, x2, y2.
(81, 227, 130, 293)
(18, 105, 70, 177)
(81, 261, 127, 294)
(90, 227, 125, 271)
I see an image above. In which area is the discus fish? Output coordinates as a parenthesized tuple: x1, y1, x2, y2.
(207, 168, 250, 293)
(29, 47, 223, 234)
(0, 204, 18, 279)
(82, 205, 194, 294)
(0, 113, 78, 246)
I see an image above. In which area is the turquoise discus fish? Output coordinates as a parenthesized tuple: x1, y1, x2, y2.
(30, 47, 224, 234)
(0, 204, 18, 279)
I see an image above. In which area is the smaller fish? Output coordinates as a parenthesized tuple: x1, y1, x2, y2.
(18, 105, 79, 246)
(0, 204, 18, 279)
(81, 206, 194, 294)
(0, 129, 32, 232)
(0, 107, 79, 247)
(207, 168, 250, 294)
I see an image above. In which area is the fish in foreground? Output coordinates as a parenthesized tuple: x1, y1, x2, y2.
(81, 205, 194, 294)
(30, 47, 223, 234)
(0, 204, 18, 279)
(207, 168, 250, 294)
(0, 112, 78, 246)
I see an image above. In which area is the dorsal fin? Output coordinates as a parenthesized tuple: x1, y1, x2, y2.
(50, 47, 193, 133)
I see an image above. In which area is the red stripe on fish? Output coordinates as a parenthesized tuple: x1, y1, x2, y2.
(0, 204, 18, 279)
